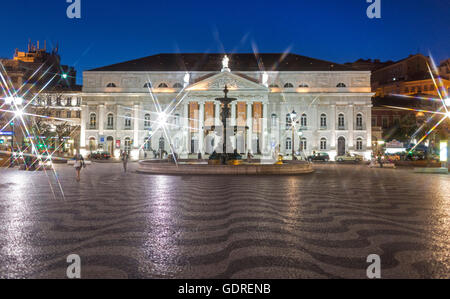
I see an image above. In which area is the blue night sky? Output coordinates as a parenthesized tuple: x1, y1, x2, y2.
(1, 0, 449, 83)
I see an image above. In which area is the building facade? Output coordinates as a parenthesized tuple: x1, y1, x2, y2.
(0, 41, 78, 154)
(33, 88, 82, 156)
(81, 53, 373, 160)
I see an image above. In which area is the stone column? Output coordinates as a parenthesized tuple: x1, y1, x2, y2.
(231, 102, 237, 150)
(366, 104, 372, 148)
(348, 104, 354, 149)
(330, 104, 336, 148)
(262, 102, 268, 155)
(133, 103, 140, 148)
(80, 104, 87, 149)
(199, 102, 205, 154)
(231, 102, 237, 126)
(184, 102, 189, 155)
(98, 104, 105, 135)
(247, 102, 253, 154)
(215, 101, 221, 126)
(116, 105, 122, 131)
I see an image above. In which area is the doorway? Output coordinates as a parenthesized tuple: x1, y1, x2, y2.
(338, 137, 346, 156)
(106, 136, 114, 155)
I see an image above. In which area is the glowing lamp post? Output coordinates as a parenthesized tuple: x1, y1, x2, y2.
(4, 96, 24, 167)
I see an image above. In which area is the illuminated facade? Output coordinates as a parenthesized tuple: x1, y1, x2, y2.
(81, 53, 374, 160)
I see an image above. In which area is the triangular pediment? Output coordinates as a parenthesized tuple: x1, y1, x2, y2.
(186, 71, 268, 92)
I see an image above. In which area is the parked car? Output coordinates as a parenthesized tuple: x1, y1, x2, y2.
(88, 151, 111, 160)
(336, 153, 363, 163)
(307, 152, 330, 162)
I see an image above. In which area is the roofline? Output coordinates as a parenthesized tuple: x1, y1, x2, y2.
(86, 52, 356, 72)
(84, 70, 371, 74)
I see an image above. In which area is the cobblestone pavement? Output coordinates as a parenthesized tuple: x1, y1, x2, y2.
(0, 163, 449, 279)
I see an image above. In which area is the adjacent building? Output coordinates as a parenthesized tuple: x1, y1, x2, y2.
(0, 41, 80, 155)
(81, 53, 374, 160)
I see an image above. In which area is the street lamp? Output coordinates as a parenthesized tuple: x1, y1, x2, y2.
(4, 96, 24, 167)
(290, 110, 297, 158)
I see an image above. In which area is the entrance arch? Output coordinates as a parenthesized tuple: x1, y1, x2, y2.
(106, 136, 114, 155)
(159, 137, 165, 151)
(337, 136, 346, 156)
(88, 137, 97, 152)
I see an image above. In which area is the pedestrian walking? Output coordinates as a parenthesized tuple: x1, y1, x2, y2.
(73, 154, 85, 182)
(122, 151, 129, 172)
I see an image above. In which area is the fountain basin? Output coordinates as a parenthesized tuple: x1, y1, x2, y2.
(137, 160, 314, 175)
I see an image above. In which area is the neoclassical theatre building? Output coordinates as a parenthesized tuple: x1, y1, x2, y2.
(81, 53, 373, 160)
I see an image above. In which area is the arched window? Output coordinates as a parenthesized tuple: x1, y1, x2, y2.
(356, 137, 363, 151)
(320, 138, 327, 150)
(158, 83, 169, 88)
(300, 138, 307, 151)
(336, 83, 346, 88)
(106, 83, 116, 88)
(286, 113, 292, 130)
(284, 83, 294, 88)
(124, 114, 132, 129)
(89, 113, 97, 128)
(107, 113, 114, 129)
(143, 82, 152, 88)
(271, 113, 277, 127)
(286, 138, 292, 150)
(356, 113, 363, 129)
(144, 113, 151, 128)
(173, 83, 183, 88)
(300, 113, 307, 127)
(338, 113, 345, 129)
(320, 113, 327, 128)
(269, 84, 279, 88)
(298, 83, 309, 88)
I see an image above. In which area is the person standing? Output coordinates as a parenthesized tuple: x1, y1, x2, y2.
(74, 154, 85, 182)
(122, 151, 129, 172)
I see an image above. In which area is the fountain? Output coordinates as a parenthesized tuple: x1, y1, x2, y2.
(137, 58, 314, 175)
(207, 85, 243, 165)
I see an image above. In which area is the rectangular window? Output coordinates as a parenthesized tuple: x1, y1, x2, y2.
(393, 116, 400, 126)
(382, 117, 389, 129)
